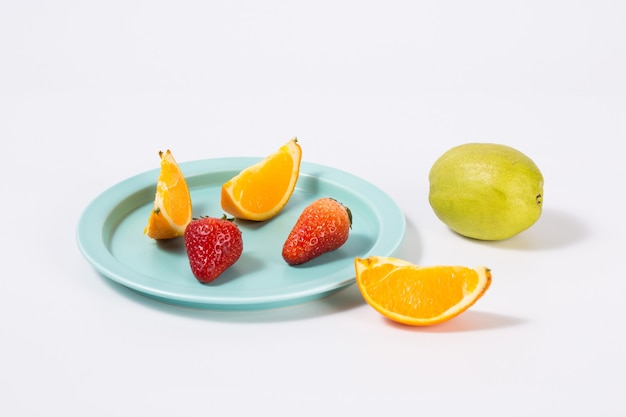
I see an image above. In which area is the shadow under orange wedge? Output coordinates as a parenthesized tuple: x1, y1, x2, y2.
(221, 138, 302, 221)
(144, 150, 192, 240)
(354, 256, 491, 326)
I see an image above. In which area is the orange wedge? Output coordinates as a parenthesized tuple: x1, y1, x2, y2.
(144, 150, 192, 239)
(221, 138, 302, 221)
(354, 256, 491, 326)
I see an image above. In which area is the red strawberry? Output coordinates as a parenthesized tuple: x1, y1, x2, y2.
(282, 198, 352, 266)
(184, 215, 243, 283)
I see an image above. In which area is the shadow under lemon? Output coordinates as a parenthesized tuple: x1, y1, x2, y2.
(457, 208, 589, 251)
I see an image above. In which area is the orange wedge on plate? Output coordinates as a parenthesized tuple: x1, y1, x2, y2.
(144, 150, 192, 239)
(354, 256, 491, 326)
(221, 138, 302, 221)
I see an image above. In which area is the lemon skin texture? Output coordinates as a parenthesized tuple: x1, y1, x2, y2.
(428, 143, 544, 240)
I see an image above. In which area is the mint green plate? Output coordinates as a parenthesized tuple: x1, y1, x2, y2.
(76, 158, 405, 310)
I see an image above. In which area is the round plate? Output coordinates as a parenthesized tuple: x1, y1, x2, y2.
(76, 158, 405, 310)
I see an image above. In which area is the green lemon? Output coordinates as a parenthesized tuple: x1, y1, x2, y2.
(428, 143, 544, 240)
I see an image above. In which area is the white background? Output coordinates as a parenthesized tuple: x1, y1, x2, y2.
(2, 1, 625, 416)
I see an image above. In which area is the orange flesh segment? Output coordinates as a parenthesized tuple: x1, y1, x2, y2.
(355, 257, 491, 326)
(363, 266, 479, 318)
(144, 150, 192, 239)
(221, 138, 301, 221)
(229, 151, 294, 211)
(159, 157, 190, 225)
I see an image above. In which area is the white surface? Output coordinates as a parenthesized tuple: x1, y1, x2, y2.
(2, 1, 625, 416)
